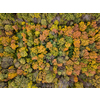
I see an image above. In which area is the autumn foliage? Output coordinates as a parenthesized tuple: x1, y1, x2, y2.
(0, 13, 100, 88)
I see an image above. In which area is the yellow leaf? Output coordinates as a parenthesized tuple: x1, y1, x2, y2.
(81, 39, 89, 46)
(8, 66, 14, 69)
(12, 36, 19, 40)
(5, 31, 13, 36)
(8, 73, 17, 79)
(28, 81, 32, 88)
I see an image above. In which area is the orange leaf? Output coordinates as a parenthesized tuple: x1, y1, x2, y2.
(81, 32, 88, 39)
(38, 54, 44, 59)
(17, 69, 23, 75)
(54, 70, 57, 74)
(32, 63, 38, 70)
(64, 26, 73, 36)
(73, 24, 79, 31)
(66, 60, 73, 65)
(43, 30, 49, 37)
(95, 42, 100, 49)
(57, 63, 63, 67)
(73, 31, 81, 39)
(41, 25, 47, 28)
(2, 37, 11, 46)
(11, 43, 18, 50)
(32, 56, 38, 60)
(0, 53, 3, 57)
(12, 25, 19, 31)
(91, 21, 97, 29)
(88, 31, 95, 37)
(97, 66, 100, 70)
(74, 39, 80, 48)
(5, 31, 13, 36)
(63, 48, 68, 51)
(21, 33, 27, 43)
(23, 37, 27, 43)
(52, 59, 57, 65)
(34, 38, 39, 45)
(35, 25, 41, 31)
(17, 53, 21, 59)
(89, 70, 96, 75)
(30, 25, 35, 30)
(8, 73, 17, 79)
(38, 61, 43, 66)
(74, 76, 78, 82)
(84, 72, 89, 76)
(39, 34, 46, 41)
(97, 55, 100, 63)
(66, 69, 72, 75)
(89, 37, 95, 44)
(46, 42, 52, 49)
(89, 51, 97, 59)
(83, 49, 89, 59)
(80, 62, 87, 67)
(11, 40, 16, 44)
(74, 64, 81, 70)
(52, 28, 58, 33)
(73, 70, 80, 76)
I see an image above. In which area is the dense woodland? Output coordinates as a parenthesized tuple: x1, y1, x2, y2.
(0, 13, 100, 88)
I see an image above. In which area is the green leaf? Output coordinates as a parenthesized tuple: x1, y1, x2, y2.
(4, 46, 15, 53)
(41, 19, 47, 25)
(46, 73, 54, 83)
(65, 36, 73, 43)
(19, 58, 25, 64)
(20, 51, 28, 57)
